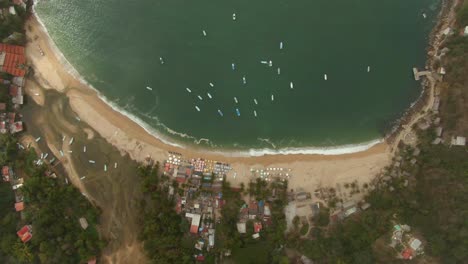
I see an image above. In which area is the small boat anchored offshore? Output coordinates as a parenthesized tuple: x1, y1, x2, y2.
(234, 97, 238, 104)
(268, 60, 273, 67)
(197, 95, 203, 100)
(232, 63, 236, 70)
(202, 30, 207, 36)
(260, 60, 268, 64)
(232, 13, 236, 20)
(254, 99, 258, 105)
(159, 57, 164, 64)
(235, 108, 241, 116)
(254, 110, 257, 117)
(207, 93, 212, 99)
(209, 82, 214, 87)
(324, 74, 328, 81)
(367, 66, 371, 72)
(242, 76, 247, 85)
(218, 109, 224, 117)
(186, 87, 192, 93)
(280, 42, 284, 50)
(277, 68, 281, 75)
(146, 86, 153, 91)
(290, 82, 294, 89)
(195, 106, 201, 112)
(271, 94, 274, 101)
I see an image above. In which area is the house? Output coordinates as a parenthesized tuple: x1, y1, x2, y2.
(79, 217, 89, 230)
(342, 200, 358, 218)
(451, 136, 466, 146)
(236, 222, 246, 233)
(15, 201, 24, 212)
(402, 248, 413, 260)
(8, 6, 16, 15)
(16, 225, 32, 243)
(208, 229, 215, 247)
(9, 85, 23, 105)
(0, 103, 6, 111)
(12, 76, 25, 87)
(442, 27, 452, 36)
(254, 222, 262, 233)
(0, 44, 26, 76)
(409, 238, 422, 251)
(437, 67, 446, 75)
(360, 203, 371, 210)
(252, 233, 260, 239)
(2, 166, 10, 181)
(435, 126, 443, 137)
(10, 121, 23, 133)
(248, 201, 258, 219)
(186, 213, 201, 234)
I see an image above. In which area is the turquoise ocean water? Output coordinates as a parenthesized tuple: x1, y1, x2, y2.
(35, 0, 440, 154)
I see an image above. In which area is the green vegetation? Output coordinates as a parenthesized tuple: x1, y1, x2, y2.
(0, 0, 28, 46)
(138, 164, 194, 264)
(21, 162, 104, 263)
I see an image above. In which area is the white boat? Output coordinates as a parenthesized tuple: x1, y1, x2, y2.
(159, 57, 164, 64)
(367, 66, 371, 72)
(234, 97, 238, 104)
(232, 63, 236, 70)
(290, 82, 294, 89)
(43, 153, 48, 159)
(254, 99, 258, 105)
(277, 68, 280, 75)
(60, 150, 64, 156)
(280, 42, 283, 50)
(114, 162, 118, 169)
(104, 164, 107, 172)
(422, 13, 427, 19)
(235, 108, 241, 116)
(146, 86, 153, 91)
(80, 176, 86, 180)
(202, 30, 207, 36)
(62, 135, 65, 142)
(75, 116, 81, 122)
(69, 137, 74, 145)
(197, 95, 203, 100)
(268, 60, 273, 67)
(209, 82, 214, 87)
(254, 110, 257, 117)
(195, 106, 201, 112)
(242, 76, 246, 84)
(233, 13, 236, 20)
(35, 137, 41, 142)
(83, 146, 87, 153)
(324, 74, 328, 81)
(207, 93, 212, 99)
(271, 95, 274, 101)
(218, 109, 223, 117)
(186, 87, 192, 93)
(260, 60, 268, 64)
(89, 160, 96, 164)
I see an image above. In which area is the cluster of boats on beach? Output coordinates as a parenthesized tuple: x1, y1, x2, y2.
(144, 12, 373, 119)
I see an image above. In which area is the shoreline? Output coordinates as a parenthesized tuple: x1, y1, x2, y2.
(30, 6, 388, 157)
(25, 12, 392, 163)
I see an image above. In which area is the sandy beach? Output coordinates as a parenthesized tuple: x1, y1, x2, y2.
(24, 15, 394, 191)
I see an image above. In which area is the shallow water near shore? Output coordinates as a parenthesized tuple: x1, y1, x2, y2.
(35, 0, 440, 153)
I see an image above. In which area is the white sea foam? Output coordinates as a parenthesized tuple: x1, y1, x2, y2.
(33, 7, 385, 157)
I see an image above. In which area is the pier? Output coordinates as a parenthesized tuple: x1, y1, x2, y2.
(413, 68, 432, 81)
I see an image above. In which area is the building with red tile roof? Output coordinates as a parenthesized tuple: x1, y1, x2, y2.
(10, 121, 23, 133)
(2, 166, 10, 182)
(16, 225, 32, 243)
(15, 201, 24, 211)
(254, 222, 262, 233)
(0, 44, 26, 77)
(0, 103, 6, 111)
